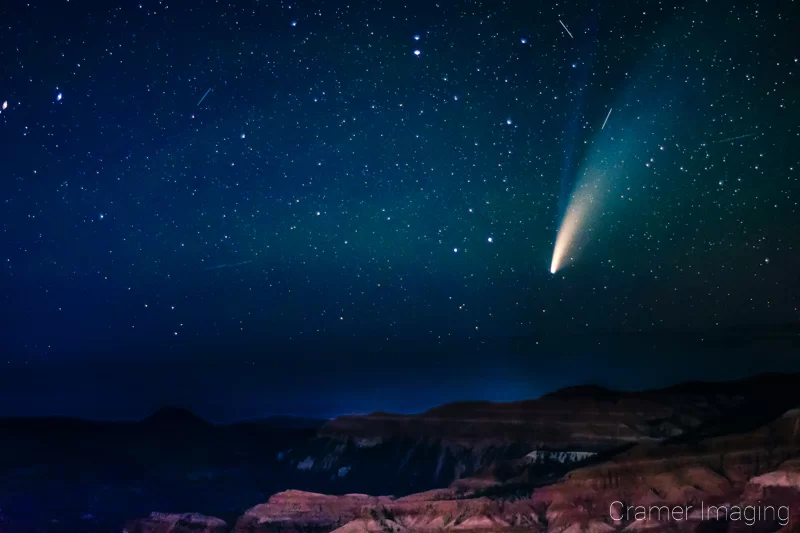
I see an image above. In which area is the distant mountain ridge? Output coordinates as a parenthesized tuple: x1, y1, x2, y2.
(4, 373, 800, 532)
(140, 406, 211, 428)
(268, 372, 800, 499)
(126, 373, 800, 533)
(316, 372, 800, 446)
(222, 405, 800, 533)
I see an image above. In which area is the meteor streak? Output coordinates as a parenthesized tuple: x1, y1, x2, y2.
(197, 88, 212, 106)
(715, 132, 759, 143)
(601, 108, 612, 130)
(204, 260, 252, 270)
(559, 20, 574, 39)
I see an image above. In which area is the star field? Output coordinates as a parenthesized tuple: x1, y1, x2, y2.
(1, 0, 799, 366)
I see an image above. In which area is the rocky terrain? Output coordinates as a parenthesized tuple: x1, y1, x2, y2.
(130, 426, 800, 533)
(275, 374, 800, 495)
(120, 374, 800, 533)
(123, 513, 228, 533)
(4, 374, 800, 532)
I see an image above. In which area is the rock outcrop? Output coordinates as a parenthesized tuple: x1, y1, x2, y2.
(121, 375, 800, 533)
(529, 408, 800, 533)
(123, 512, 227, 533)
(232, 491, 392, 533)
(281, 375, 800, 493)
(235, 407, 800, 533)
(231, 489, 541, 533)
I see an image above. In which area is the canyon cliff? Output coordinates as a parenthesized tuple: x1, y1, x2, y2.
(126, 374, 800, 533)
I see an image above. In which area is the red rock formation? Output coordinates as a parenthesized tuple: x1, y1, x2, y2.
(240, 409, 800, 533)
(233, 489, 541, 533)
(123, 512, 227, 533)
(281, 375, 800, 494)
(529, 409, 800, 533)
(126, 377, 800, 533)
(233, 490, 392, 533)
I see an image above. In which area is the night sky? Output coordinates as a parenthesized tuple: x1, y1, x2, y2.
(1, 0, 799, 420)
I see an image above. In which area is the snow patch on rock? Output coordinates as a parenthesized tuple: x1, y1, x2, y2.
(525, 450, 596, 464)
(297, 456, 315, 471)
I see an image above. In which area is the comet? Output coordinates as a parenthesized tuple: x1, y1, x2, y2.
(550, 171, 607, 274)
(550, 203, 583, 274)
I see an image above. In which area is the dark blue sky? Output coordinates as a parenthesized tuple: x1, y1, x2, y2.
(1, 0, 798, 419)
(3, 331, 800, 421)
